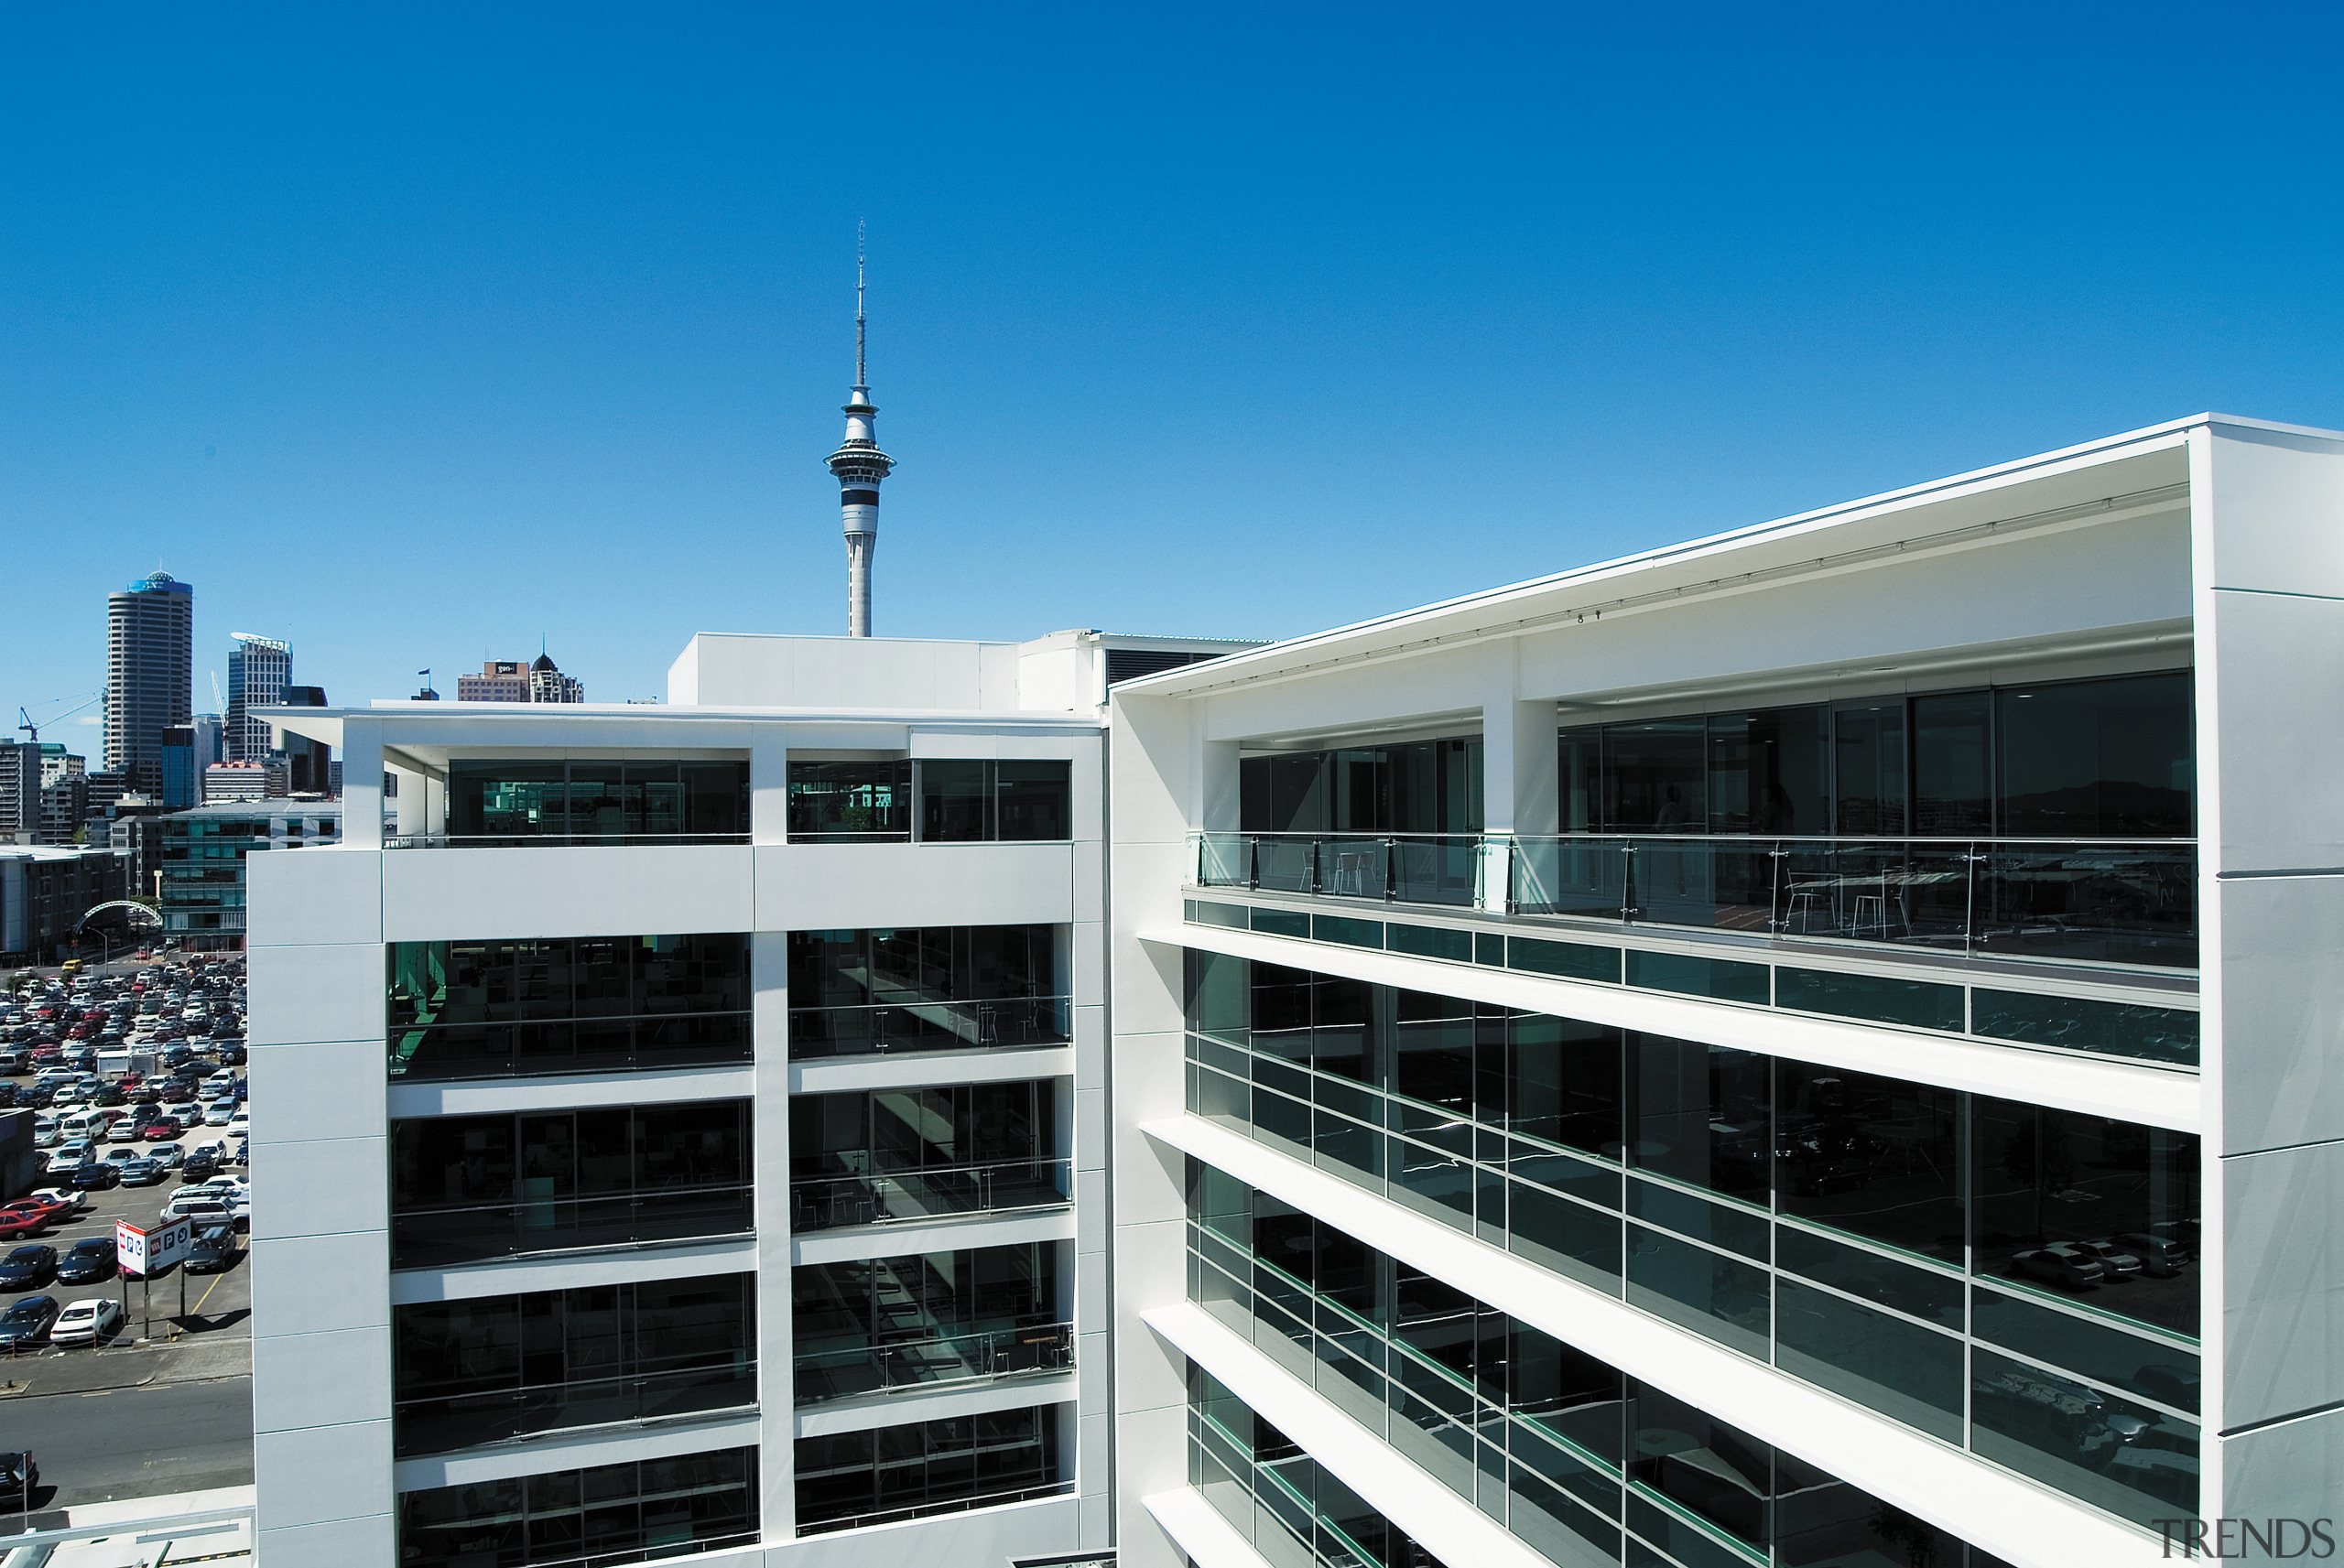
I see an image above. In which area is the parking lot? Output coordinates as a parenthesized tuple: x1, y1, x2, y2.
(0, 953, 255, 1515)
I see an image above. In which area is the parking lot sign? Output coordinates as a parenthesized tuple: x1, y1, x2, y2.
(115, 1217, 192, 1278)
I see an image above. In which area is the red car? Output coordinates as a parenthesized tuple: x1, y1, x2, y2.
(0, 1213, 49, 1241)
(138, 1121, 179, 1142)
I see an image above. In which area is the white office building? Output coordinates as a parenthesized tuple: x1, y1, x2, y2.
(1104, 414, 2343, 1568)
(247, 410, 2343, 1568)
(249, 629, 1247, 1565)
(229, 633, 295, 764)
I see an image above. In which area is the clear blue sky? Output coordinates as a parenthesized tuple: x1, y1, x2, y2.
(4, 3, 2339, 732)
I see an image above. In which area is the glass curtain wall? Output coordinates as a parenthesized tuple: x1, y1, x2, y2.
(1186, 949, 2201, 1526)
(1240, 738, 1485, 835)
(787, 760, 912, 841)
(787, 925, 1065, 1056)
(1188, 1173, 2018, 1568)
(794, 1243, 1064, 1401)
(389, 1101, 753, 1267)
(1190, 1366, 1454, 1568)
(788, 1081, 1065, 1231)
(393, 1275, 756, 1455)
(1560, 671, 2191, 839)
(917, 761, 1073, 841)
(396, 1446, 757, 1568)
(792, 1406, 1064, 1535)
(444, 760, 749, 844)
(387, 934, 750, 1079)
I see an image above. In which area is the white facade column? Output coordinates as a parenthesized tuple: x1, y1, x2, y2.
(339, 719, 384, 850)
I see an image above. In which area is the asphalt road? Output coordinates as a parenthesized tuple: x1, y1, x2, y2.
(5, 1371, 253, 1510)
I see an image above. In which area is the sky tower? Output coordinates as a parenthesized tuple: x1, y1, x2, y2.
(826, 226, 893, 636)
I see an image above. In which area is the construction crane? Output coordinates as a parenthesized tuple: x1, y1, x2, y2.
(16, 690, 103, 746)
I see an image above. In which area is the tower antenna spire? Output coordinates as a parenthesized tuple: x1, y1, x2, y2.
(827, 221, 892, 636)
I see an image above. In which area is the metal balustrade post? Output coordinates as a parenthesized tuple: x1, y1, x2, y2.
(1247, 836, 1260, 891)
(1621, 842, 1640, 921)
(1384, 838, 1397, 903)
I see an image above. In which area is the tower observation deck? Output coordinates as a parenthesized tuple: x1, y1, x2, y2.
(825, 229, 893, 637)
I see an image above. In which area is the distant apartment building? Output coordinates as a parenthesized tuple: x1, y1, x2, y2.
(0, 843, 128, 965)
(159, 800, 343, 951)
(456, 653, 586, 703)
(105, 571, 194, 793)
(227, 633, 294, 762)
(280, 686, 334, 795)
(205, 760, 284, 804)
(38, 748, 87, 845)
(0, 742, 43, 844)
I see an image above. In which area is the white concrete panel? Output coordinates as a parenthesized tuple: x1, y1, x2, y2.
(2223, 1138, 2344, 1429)
(2216, 875, 2344, 1154)
(245, 943, 385, 1047)
(249, 1041, 385, 1142)
(388, 1065, 754, 1118)
(1078, 1411, 1110, 1497)
(245, 848, 383, 949)
(380, 845, 754, 942)
(251, 1231, 389, 1332)
(256, 1510, 398, 1563)
(2219, 1405, 2344, 1523)
(792, 1376, 1075, 1437)
(2200, 424, 2344, 598)
(760, 841, 1073, 929)
(1155, 1116, 2166, 1568)
(777, 1494, 1080, 1568)
(255, 1134, 385, 1242)
(253, 1325, 392, 1431)
(787, 1046, 1070, 1097)
(1163, 924, 2201, 1132)
(253, 1419, 394, 1529)
(394, 1412, 765, 1490)
(1121, 1409, 1192, 1568)
(1075, 847, 1105, 929)
(392, 1239, 758, 1304)
(1146, 1486, 1276, 1568)
(2205, 589, 2344, 874)
(1113, 1217, 1190, 1414)
(751, 725, 790, 846)
(1076, 1087, 1106, 1173)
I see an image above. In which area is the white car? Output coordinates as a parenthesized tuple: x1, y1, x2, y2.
(54, 1140, 90, 1166)
(223, 1116, 250, 1141)
(110, 1117, 146, 1143)
(29, 1187, 87, 1216)
(202, 1103, 235, 1127)
(30, 1119, 57, 1149)
(50, 1298, 125, 1348)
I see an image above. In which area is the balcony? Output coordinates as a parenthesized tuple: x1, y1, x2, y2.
(394, 1364, 758, 1457)
(794, 1320, 1074, 1404)
(789, 1158, 1073, 1233)
(390, 1185, 754, 1270)
(787, 995, 1070, 1060)
(386, 831, 750, 849)
(1194, 831, 2198, 973)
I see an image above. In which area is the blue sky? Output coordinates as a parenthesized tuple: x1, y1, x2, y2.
(4, 3, 2339, 730)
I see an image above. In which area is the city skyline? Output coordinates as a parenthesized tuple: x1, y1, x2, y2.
(5, 5, 2342, 726)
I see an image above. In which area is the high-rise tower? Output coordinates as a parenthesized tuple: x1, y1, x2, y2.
(824, 229, 893, 636)
(226, 632, 292, 762)
(105, 571, 194, 793)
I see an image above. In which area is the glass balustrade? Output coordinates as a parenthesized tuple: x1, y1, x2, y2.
(1193, 832, 2198, 971)
(787, 996, 1069, 1059)
(793, 1321, 1074, 1403)
(788, 1158, 1073, 1233)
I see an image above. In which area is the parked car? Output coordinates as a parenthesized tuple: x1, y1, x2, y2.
(0, 1212, 50, 1243)
(182, 1225, 240, 1274)
(52, 1139, 89, 1167)
(201, 1102, 235, 1127)
(0, 1296, 58, 1350)
(146, 1142, 185, 1171)
(0, 1248, 57, 1292)
(2113, 1231, 2193, 1278)
(25, 1189, 84, 1218)
(2013, 1244, 2106, 1292)
(2067, 1239, 2145, 1281)
(54, 1238, 115, 1285)
(116, 1156, 165, 1186)
(64, 1162, 121, 1192)
(137, 1120, 179, 1142)
(223, 1114, 250, 1141)
(0, 1452, 38, 1506)
(48, 1297, 125, 1348)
